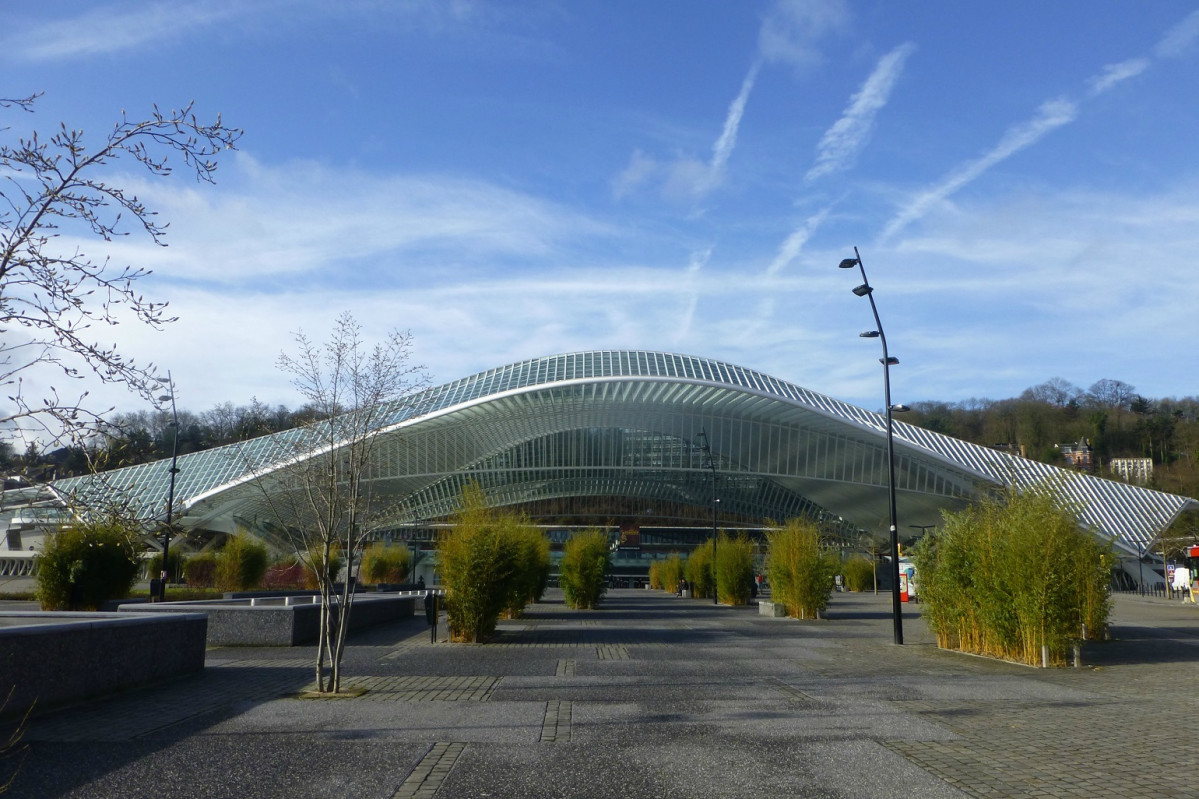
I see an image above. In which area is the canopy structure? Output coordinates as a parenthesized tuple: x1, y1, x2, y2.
(27, 350, 1199, 556)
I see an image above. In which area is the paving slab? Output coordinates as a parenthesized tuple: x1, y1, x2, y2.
(4, 590, 1198, 798)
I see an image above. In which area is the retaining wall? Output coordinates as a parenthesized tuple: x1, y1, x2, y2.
(0, 611, 207, 718)
(119, 593, 417, 646)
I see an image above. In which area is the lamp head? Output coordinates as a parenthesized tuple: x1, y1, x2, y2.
(859, 330, 880, 338)
(890, 403, 911, 413)
(838, 258, 860, 269)
(157, 395, 172, 403)
(852, 284, 872, 297)
(880, 356, 899, 365)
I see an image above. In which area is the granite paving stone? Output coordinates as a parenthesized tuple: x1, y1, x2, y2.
(5, 590, 1198, 798)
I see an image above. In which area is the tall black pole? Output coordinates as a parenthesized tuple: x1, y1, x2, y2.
(842, 247, 904, 645)
(159, 372, 180, 602)
(698, 428, 718, 605)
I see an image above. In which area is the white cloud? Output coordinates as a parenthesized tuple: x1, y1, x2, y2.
(616, 61, 761, 203)
(32, 172, 1199, 426)
(4, 1, 248, 61)
(757, 0, 849, 71)
(698, 61, 762, 195)
(1087, 58, 1150, 96)
(1155, 8, 1199, 59)
(880, 97, 1078, 241)
(612, 150, 658, 200)
(673, 248, 712, 345)
(806, 42, 915, 182)
(1, 0, 505, 63)
(764, 207, 831, 277)
(101, 154, 611, 285)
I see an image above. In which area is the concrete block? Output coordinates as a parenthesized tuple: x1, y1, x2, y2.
(0, 611, 207, 717)
(758, 600, 787, 617)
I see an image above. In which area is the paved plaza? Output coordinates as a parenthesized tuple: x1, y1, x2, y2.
(4, 590, 1199, 798)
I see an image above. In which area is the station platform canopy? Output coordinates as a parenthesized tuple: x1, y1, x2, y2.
(35, 350, 1199, 556)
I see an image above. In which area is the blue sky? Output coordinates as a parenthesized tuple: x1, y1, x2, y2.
(4, 0, 1198, 420)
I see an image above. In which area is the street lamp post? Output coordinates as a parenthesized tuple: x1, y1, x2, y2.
(697, 428, 719, 605)
(156, 372, 181, 602)
(839, 247, 908, 645)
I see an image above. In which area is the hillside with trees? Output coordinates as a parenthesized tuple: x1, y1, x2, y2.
(902, 377, 1198, 501)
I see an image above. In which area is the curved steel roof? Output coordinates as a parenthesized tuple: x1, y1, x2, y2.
(48, 350, 1197, 554)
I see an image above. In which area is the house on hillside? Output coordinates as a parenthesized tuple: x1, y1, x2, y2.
(1059, 439, 1094, 471)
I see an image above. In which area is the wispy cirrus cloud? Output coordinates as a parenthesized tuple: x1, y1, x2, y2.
(85, 153, 613, 286)
(806, 43, 915, 182)
(1088, 58, 1150, 96)
(697, 61, 763, 196)
(613, 62, 762, 203)
(3, 1, 248, 61)
(757, 0, 850, 71)
(764, 207, 831, 277)
(1155, 8, 1199, 58)
(881, 98, 1078, 241)
(1, 0, 494, 63)
(673, 248, 713, 344)
(881, 8, 1199, 242)
(615, 0, 849, 204)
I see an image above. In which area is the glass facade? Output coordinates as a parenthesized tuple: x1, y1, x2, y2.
(34, 349, 1197, 554)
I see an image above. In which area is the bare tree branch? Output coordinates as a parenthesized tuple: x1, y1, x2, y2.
(1, 92, 241, 445)
(241, 313, 427, 693)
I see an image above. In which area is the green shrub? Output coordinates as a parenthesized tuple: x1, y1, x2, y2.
(361, 544, 411, 585)
(648, 559, 662, 589)
(214, 533, 269, 592)
(657, 554, 685, 592)
(842, 555, 876, 592)
(685, 541, 715, 599)
(438, 484, 524, 642)
(912, 487, 1112, 666)
(303, 545, 343, 590)
(715, 532, 755, 605)
(560, 529, 611, 610)
(36, 518, 141, 610)
(183, 553, 217, 588)
(766, 518, 836, 619)
(505, 524, 551, 617)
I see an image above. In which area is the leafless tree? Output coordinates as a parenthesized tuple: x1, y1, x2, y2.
(244, 313, 426, 693)
(1, 92, 241, 445)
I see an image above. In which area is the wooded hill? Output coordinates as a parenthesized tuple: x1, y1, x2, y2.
(903, 377, 1198, 502)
